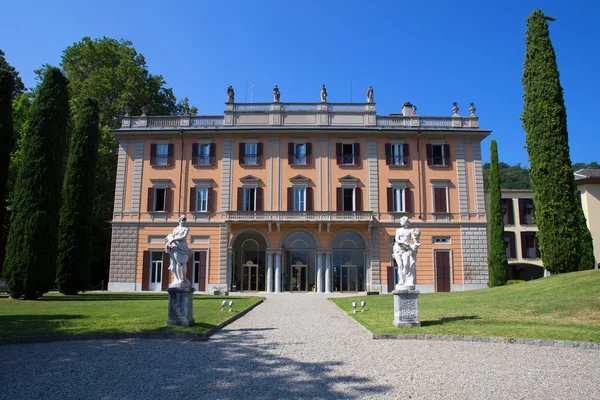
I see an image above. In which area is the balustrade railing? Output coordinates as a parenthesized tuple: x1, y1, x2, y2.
(328, 104, 368, 111)
(226, 211, 373, 222)
(281, 103, 319, 111)
(148, 116, 181, 127)
(234, 104, 271, 111)
(190, 116, 224, 126)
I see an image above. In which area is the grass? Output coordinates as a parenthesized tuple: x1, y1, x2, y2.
(332, 269, 600, 343)
(0, 292, 262, 338)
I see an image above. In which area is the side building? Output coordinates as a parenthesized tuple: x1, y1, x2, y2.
(108, 98, 490, 293)
(575, 169, 600, 267)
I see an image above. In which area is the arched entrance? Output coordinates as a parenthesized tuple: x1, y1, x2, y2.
(282, 231, 318, 292)
(331, 231, 366, 292)
(232, 231, 267, 292)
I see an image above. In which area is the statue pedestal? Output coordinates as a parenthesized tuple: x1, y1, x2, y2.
(166, 283, 195, 327)
(392, 288, 421, 328)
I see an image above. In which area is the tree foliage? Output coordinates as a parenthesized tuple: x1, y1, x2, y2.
(483, 162, 531, 190)
(56, 99, 101, 294)
(521, 9, 594, 273)
(0, 50, 25, 100)
(487, 141, 508, 286)
(3, 67, 70, 299)
(0, 70, 14, 236)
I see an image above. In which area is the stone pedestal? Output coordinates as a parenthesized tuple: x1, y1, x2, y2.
(392, 288, 420, 328)
(166, 283, 195, 327)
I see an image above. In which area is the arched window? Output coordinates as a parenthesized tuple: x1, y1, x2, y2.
(331, 231, 366, 292)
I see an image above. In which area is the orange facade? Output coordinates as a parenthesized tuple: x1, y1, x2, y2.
(109, 102, 490, 293)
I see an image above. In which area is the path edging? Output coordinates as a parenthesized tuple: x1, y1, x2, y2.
(0, 298, 264, 346)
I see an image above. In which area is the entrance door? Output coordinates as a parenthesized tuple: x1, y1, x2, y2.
(340, 264, 357, 292)
(192, 251, 207, 291)
(150, 251, 163, 291)
(435, 251, 451, 292)
(242, 262, 259, 291)
(291, 264, 308, 292)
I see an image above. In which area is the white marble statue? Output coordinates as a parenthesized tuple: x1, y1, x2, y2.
(165, 215, 193, 285)
(366, 86, 374, 103)
(393, 216, 421, 290)
(273, 85, 280, 102)
(320, 84, 328, 102)
(226, 86, 235, 103)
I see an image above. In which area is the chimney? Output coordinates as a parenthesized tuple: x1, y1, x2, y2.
(402, 102, 415, 116)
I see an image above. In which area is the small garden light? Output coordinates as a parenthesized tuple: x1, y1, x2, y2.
(229, 300, 234, 312)
(361, 300, 366, 312)
(352, 301, 357, 314)
(221, 300, 227, 312)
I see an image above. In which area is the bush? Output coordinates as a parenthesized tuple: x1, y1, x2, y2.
(506, 280, 526, 285)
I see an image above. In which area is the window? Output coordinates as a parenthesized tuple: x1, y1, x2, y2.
(245, 143, 257, 165)
(426, 144, 450, 167)
(434, 187, 448, 213)
(343, 188, 355, 211)
(519, 199, 535, 225)
(336, 143, 359, 165)
(504, 232, 516, 259)
(392, 187, 404, 212)
(433, 237, 451, 244)
(197, 144, 211, 165)
(156, 144, 169, 166)
(154, 188, 166, 212)
(294, 144, 307, 165)
(501, 199, 514, 225)
(147, 181, 173, 213)
(521, 232, 540, 259)
(293, 187, 306, 211)
(150, 251, 163, 287)
(196, 188, 208, 212)
(342, 144, 355, 165)
(244, 188, 256, 211)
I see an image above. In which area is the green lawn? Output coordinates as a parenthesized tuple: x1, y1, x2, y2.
(0, 293, 262, 338)
(332, 269, 600, 343)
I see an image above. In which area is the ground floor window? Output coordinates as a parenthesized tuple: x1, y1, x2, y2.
(150, 251, 163, 291)
(192, 251, 207, 291)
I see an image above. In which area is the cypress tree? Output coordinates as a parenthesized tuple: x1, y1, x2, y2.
(0, 69, 14, 232)
(56, 98, 100, 294)
(487, 140, 508, 286)
(3, 67, 69, 299)
(521, 9, 595, 273)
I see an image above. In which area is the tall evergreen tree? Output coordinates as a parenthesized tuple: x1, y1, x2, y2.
(3, 67, 69, 299)
(487, 140, 508, 286)
(0, 70, 14, 236)
(521, 9, 595, 273)
(56, 98, 100, 294)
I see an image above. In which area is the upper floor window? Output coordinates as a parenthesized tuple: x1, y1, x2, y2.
(236, 186, 264, 211)
(426, 144, 450, 167)
(519, 199, 535, 225)
(192, 143, 215, 166)
(294, 187, 306, 211)
(504, 231, 516, 259)
(501, 198, 514, 225)
(336, 187, 362, 211)
(239, 142, 263, 166)
(387, 187, 406, 212)
(189, 186, 214, 213)
(385, 143, 409, 166)
(150, 143, 173, 166)
(336, 143, 360, 166)
(521, 232, 540, 259)
(147, 185, 173, 213)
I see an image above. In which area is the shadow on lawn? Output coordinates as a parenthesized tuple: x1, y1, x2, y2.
(0, 314, 86, 337)
(0, 294, 254, 302)
(420, 315, 479, 327)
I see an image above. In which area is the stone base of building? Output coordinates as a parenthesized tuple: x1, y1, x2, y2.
(392, 288, 421, 328)
(107, 282, 137, 292)
(166, 284, 195, 327)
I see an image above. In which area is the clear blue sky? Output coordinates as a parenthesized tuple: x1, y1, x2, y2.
(1, 0, 599, 165)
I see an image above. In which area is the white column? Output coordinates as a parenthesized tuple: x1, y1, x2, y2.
(316, 252, 323, 293)
(275, 251, 282, 293)
(364, 250, 370, 292)
(325, 252, 332, 293)
(266, 252, 273, 293)
(226, 248, 233, 290)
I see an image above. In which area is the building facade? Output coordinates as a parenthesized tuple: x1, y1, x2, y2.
(575, 169, 600, 266)
(108, 98, 490, 293)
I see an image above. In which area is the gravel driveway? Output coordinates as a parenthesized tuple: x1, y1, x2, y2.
(1, 293, 599, 399)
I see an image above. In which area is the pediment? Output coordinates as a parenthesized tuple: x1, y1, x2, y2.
(338, 175, 359, 182)
(240, 175, 261, 182)
(290, 174, 311, 182)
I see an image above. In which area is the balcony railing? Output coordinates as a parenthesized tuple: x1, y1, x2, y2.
(376, 115, 477, 128)
(226, 211, 373, 222)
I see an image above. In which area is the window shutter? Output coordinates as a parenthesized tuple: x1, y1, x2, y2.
(443, 144, 450, 166)
(336, 187, 342, 211)
(387, 266, 396, 293)
(287, 187, 294, 211)
(165, 188, 173, 213)
(209, 143, 216, 165)
(162, 251, 170, 290)
(336, 143, 342, 165)
(426, 144, 432, 166)
(288, 143, 294, 165)
(507, 199, 514, 225)
(256, 187, 264, 211)
(237, 187, 244, 211)
(403, 143, 410, 164)
(167, 144, 174, 166)
(199, 251, 207, 291)
(405, 188, 413, 213)
(186, 256, 193, 284)
(306, 143, 312, 164)
(189, 188, 196, 212)
(147, 188, 154, 212)
(142, 251, 150, 291)
(306, 187, 314, 211)
(257, 143, 263, 164)
(385, 143, 391, 165)
(207, 188, 214, 212)
(520, 232, 527, 258)
(387, 188, 393, 212)
(239, 143, 245, 165)
(192, 143, 199, 166)
(354, 143, 360, 163)
(434, 187, 447, 213)
(509, 232, 516, 258)
(355, 187, 362, 211)
(150, 144, 157, 165)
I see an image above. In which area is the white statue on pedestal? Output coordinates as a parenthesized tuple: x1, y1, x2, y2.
(165, 215, 193, 285)
(393, 216, 421, 290)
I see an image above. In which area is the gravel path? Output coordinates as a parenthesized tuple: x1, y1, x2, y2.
(1, 293, 599, 399)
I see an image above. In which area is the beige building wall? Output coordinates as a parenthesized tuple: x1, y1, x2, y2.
(576, 180, 600, 265)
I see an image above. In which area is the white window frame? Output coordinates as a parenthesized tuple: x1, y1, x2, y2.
(389, 179, 408, 213)
(245, 143, 258, 165)
(433, 237, 451, 244)
(149, 251, 163, 291)
(244, 187, 257, 211)
(196, 187, 209, 212)
(341, 143, 355, 165)
(197, 143, 211, 166)
(391, 143, 404, 166)
(392, 187, 405, 212)
(431, 144, 445, 166)
(342, 187, 356, 211)
(431, 180, 449, 213)
(156, 144, 169, 166)
(294, 143, 307, 165)
(294, 187, 306, 211)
